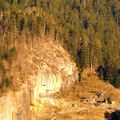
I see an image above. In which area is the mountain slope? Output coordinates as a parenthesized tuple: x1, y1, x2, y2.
(0, 37, 79, 120)
(31, 68, 120, 120)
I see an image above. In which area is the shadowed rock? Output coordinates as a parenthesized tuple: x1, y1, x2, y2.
(105, 110, 120, 120)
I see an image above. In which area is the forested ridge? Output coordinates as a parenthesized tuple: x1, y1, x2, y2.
(0, 0, 120, 89)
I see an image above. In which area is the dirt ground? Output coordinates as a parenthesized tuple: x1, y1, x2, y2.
(31, 96, 118, 120)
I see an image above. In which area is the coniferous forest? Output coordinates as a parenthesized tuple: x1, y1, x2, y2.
(0, 0, 120, 88)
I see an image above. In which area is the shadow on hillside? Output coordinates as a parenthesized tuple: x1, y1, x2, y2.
(105, 110, 120, 120)
(97, 65, 120, 88)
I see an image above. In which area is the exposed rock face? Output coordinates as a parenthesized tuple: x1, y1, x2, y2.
(0, 38, 78, 120)
(0, 84, 30, 120)
(30, 39, 78, 99)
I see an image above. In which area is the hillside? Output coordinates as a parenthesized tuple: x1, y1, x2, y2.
(31, 68, 120, 120)
(0, 0, 120, 120)
(0, 0, 120, 87)
(0, 37, 120, 120)
(0, 38, 79, 120)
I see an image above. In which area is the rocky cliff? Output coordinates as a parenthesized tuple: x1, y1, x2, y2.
(0, 83, 30, 120)
(0, 38, 79, 120)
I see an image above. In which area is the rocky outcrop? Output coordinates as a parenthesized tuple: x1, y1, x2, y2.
(0, 38, 79, 120)
(0, 83, 30, 120)
(27, 39, 78, 100)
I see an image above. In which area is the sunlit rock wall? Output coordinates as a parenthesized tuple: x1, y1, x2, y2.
(30, 39, 79, 100)
(0, 38, 79, 120)
(0, 84, 30, 120)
